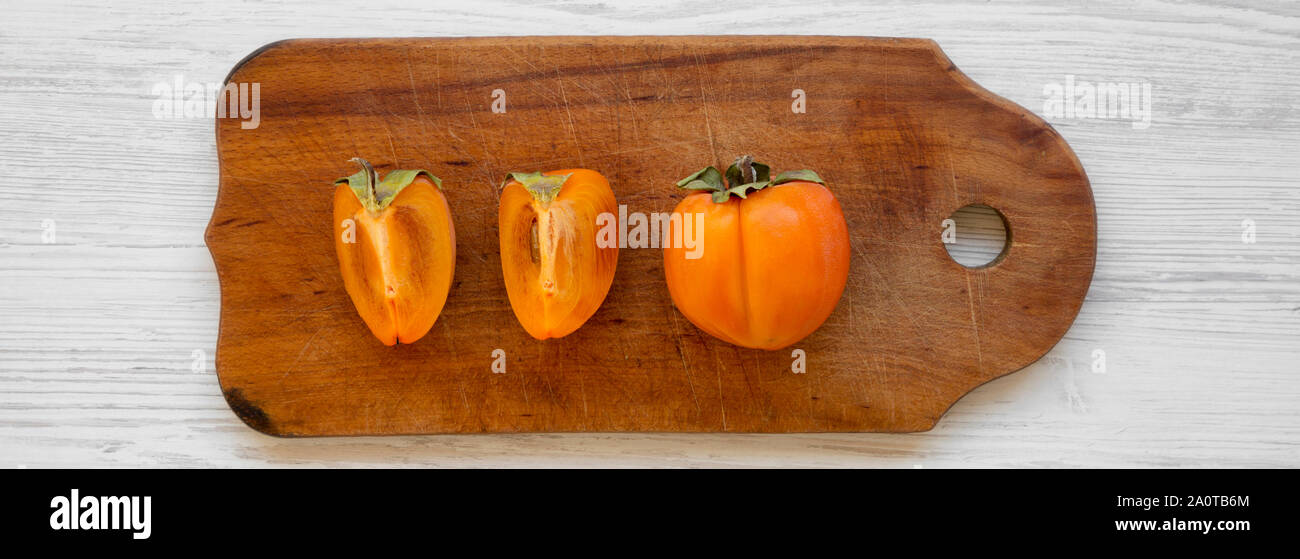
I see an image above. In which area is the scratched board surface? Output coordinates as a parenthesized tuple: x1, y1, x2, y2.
(206, 36, 1095, 436)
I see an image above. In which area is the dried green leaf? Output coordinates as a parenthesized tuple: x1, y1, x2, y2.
(771, 169, 825, 186)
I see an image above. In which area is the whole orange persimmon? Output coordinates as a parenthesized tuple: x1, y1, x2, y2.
(334, 158, 456, 346)
(499, 169, 618, 339)
(663, 156, 850, 350)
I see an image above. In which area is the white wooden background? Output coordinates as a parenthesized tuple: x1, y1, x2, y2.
(1, 0, 1296, 468)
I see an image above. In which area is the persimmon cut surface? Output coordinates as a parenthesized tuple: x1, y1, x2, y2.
(499, 169, 618, 339)
(334, 159, 455, 346)
(664, 157, 850, 350)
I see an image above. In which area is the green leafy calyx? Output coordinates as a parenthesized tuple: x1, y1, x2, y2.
(504, 171, 573, 207)
(675, 155, 825, 203)
(337, 158, 442, 214)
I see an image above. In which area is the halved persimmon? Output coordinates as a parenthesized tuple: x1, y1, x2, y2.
(498, 169, 618, 339)
(334, 158, 456, 346)
(664, 156, 850, 350)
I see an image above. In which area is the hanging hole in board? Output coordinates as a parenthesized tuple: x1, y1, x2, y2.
(942, 204, 1009, 268)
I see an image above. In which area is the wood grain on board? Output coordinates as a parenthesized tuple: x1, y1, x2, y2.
(206, 36, 1096, 436)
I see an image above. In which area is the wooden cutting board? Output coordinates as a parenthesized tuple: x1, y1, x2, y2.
(207, 36, 1095, 436)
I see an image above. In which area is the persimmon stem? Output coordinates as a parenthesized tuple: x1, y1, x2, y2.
(350, 157, 379, 203)
(735, 155, 756, 185)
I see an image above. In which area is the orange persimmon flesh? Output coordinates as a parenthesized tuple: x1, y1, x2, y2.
(334, 158, 455, 346)
(664, 157, 850, 350)
(499, 169, 618, 339)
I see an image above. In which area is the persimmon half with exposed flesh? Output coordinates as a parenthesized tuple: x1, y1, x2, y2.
(499, 169, 618, 339)
(334, 158, 455, 346)
(663, 156, 850, 350)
